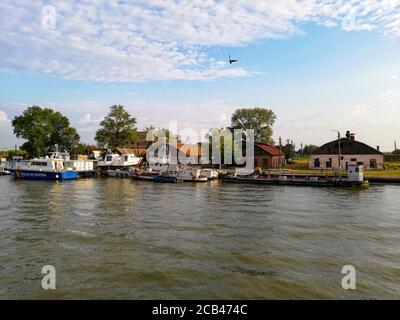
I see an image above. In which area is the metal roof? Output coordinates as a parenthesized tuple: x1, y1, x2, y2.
(311, 138, 383, 155)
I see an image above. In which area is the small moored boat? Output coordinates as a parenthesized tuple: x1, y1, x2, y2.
(200, 168, 219, 180)
(0, 158, 11, 175)
(132, 170, 158, 181)
(97, 148, 142, 175)
(0, 167, 11, 175)
(107, 168, 133, 178)
(153, 171, 183, 183)
(177, 166, 208, 182)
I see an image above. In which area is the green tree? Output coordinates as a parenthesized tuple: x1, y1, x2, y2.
(73, 143, 90, 156)
(0, 149, 27, 160)
(95, 105, 138, 148)
(282, 143, 295, 161)
(145, 127, 181, 143)
(12, 106, 80, 157)
(231, 107, 276, 144)
(299, 144, 318, 156)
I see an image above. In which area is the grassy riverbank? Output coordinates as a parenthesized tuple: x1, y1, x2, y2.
(283, 157, 400, 178)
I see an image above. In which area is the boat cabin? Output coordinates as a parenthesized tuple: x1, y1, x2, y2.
(97, 148, 142, 168)
(344, 165, 364, 183)
(27, 158, 64, 172)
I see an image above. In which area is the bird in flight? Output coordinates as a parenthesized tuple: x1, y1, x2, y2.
(229, 55, 238, 64)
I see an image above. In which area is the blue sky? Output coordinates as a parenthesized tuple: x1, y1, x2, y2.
(1, 1, 400, 151)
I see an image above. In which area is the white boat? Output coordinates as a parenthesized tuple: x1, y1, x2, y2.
(200, 168, 219, 180)
(0, 158, 11, 175)
(173, 165, 208, 182)
(133, 165, 207, 182)
(97, 148, 142, 174)
(7, 151, 79, 180)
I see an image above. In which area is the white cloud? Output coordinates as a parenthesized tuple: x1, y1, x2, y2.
(79, 113, 93, 125)
(381, 89, 396, 98)
(0, 0, 399, 82)
(0, 111, 10, 127)
(79, 112, 102, 125)
(389, 74, 399, 80)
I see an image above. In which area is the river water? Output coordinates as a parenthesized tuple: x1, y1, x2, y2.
(1, 176, 400, 299)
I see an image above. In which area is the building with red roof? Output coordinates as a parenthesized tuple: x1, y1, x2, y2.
(253, 142, 286, 169)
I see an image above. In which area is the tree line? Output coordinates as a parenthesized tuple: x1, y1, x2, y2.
(9, 104, 279, 158)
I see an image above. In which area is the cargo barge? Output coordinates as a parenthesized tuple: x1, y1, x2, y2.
(222, 165, 369, 188)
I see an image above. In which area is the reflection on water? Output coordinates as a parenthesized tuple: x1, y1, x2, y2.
(1, 176, 400, 299)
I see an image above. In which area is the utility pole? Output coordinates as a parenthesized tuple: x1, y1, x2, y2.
(332, 130, 341, 171)
(300, 142, 303, 157)
(279, 136, 282, 171)
(338, 132, 341, 170)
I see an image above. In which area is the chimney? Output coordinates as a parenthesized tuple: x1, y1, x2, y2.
(377, 146, 380, 151)
(346, 131, 351, 139)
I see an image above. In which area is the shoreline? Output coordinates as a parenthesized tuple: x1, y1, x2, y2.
(365, 176, 400, 183)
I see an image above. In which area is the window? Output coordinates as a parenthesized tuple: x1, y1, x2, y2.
(314, 158, 320, 168)
(124, 156, 128, 161)
(106, 156, 112, 161)
(357, 161, 363, 166)
(370, 159, 377, 169)
(326, 158, 332, 168)
(351, 158, 357, 162)
(263, 158, 268, 168)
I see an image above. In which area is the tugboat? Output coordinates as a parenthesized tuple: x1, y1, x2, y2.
(222, 165, 369, 188)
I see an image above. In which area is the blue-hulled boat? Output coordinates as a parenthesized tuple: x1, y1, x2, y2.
(153, 171, 183, 183)
(8, 151, 79, 180)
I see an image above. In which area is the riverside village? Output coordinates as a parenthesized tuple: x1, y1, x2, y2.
(1, 105, 399, 188)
